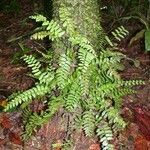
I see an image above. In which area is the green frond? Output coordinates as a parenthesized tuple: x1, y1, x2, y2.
(56, 53, 71, 89)
(22, 112, 45, 140)
(59, 7, 75, 35)
(29, 14, 47, 22)
(105, 26, 129, 47)
(22, 108, 32, 123)
(79, 74, 89, 96)
(98, 83, 119, 98)
(4, 84, 49, 111)
(38, 68, 55, 85)
(112, 26, 128, 41)
(30, 15, 65, 41)
(110, 88, 136, 109)
(65, 81, 81, 111)
(120, 80, 145, 87)
(83, 110, 96, 137)
(106, 107, 126, 129)
(97, 121, 114, 150)
(22, 55, 42, 77)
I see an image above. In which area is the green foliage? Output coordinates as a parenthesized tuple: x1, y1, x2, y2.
(102, 0, 150, 52)
(4, 5, 145, 150)
(30, 15, 65, 41)
(127, 0, 150, 52)
(97, 121, 114, 150)
(82, 110, 96, 136)
(101, 0, 149, 27)
(145, 29, 150, 51)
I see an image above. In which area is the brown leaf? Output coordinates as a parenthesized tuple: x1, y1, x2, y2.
(135, 135, 149, 150)
(9, 132, 22, 145)
(0, 138, 7, 145)
(89, 144, 100, 150)
(0, 99, 7, 107)
(1, 115, 12, 129)
(132, 106, 150, 141)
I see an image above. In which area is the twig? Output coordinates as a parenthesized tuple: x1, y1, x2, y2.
(7, 28, 44, 43)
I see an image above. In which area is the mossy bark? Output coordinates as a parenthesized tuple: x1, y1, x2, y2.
(52, 0, 105, 51)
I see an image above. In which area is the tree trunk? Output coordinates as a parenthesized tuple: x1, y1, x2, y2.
(52, 0, 105, 51)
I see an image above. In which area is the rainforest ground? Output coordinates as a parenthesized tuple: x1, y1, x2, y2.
(0, 1, 150, 150)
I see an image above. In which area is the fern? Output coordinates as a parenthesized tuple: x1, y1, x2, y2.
(22, 55, 42, 77)
(30, 15, 65, 41)
(105, 26, 129, 47)
(97, 121, 114, 150)
(4, 5, 145, 150)
(22, 96, 63, 140)
(56, 53, 71, 89)
(112, 26, 129, 41)
(82, 110, 96, 137)
(65, 81, 81, 111)
(5, 84, 50, 111)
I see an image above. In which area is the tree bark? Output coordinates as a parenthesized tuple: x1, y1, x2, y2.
(52, 0, 105, 51)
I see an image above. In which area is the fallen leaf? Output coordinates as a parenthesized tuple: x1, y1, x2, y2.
(89, 144, 100, 150)
(1, 115, 12, 129)
(0, 99, 7, 107)
(0, 138, 7, 145)
(129, 29, 145, 46)
(9, 132, 22, 145)
(132, 106, 150, 141)
(135, 135, 149, 150)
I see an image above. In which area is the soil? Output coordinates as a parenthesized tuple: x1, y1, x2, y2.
(0, 1, 150, 150)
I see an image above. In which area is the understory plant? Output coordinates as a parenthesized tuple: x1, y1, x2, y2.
(128, 0, 150, 51)
(101, 0, 150, 51)
(4, 3, 144, 150)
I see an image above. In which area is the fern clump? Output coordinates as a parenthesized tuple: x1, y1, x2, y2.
(4, 5, 145, 150)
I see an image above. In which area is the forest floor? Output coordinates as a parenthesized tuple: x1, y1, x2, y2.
(0, 1, 150, 150)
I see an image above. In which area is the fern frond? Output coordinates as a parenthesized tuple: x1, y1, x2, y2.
(110, 88, 136, 109)
(22, 112, 45, 140)
(82, 110, 96, 137)
(79, 74, 90, 96)
(29, 14, 47, 22)
(30, 15, 65, 41)
(112, 26, 129, 41)
(97, 121, 114, 150)
(56, 53, 71, 89)
(106, 107, 126, 129)
(97, 99, 126, 129)
(78, 47, 95, 73)
(59, 7, 75, 35)
(105, 26, 129, 47)
(4, 84, 49, 111)
(65, 81, 81, 111)
(22, 55, 42, 77)
(120, 80, 145, 87)
(38, 66, 55, 85)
